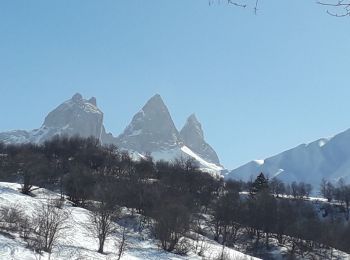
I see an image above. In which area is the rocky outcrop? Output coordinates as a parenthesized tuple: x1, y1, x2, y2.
(180, 114, 220, 164)
(40, 93, 104, 142)
(116, 94, 181, 152)
(0, 93, 104, 144)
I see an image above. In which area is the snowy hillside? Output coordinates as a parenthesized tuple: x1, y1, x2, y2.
(226, 128, 350, 189)
(0, 182, 257, 260)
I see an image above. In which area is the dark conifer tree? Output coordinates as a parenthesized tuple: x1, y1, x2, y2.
(251, 172, 269, 194)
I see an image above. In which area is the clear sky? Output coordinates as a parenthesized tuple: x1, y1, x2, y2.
(1, 0, 350, 169)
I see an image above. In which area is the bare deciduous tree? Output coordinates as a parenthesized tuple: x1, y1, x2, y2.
(86, 202, 121, 254)
(154, 202, 191, 252)
(31, 200, 70, 253)
(116, 226, 128, 260)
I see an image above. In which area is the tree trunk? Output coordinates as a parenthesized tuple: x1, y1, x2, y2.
(255, 230, 260, 246)
(98, 238, 105, 254)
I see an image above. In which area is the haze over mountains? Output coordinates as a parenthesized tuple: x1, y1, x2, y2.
(0, 93, 222, 174)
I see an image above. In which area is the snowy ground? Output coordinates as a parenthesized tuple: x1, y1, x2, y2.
(0, 182, 258, 260)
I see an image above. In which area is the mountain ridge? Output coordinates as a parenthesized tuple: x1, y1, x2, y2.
(0, 93, 223, 175)
(226, 128, 350, 188)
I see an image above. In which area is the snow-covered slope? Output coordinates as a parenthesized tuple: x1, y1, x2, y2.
(226, 128, 350, 188)
(0, 130, 31, 145)
(0, 182, 257, 260)
(143, 145, 224, 176)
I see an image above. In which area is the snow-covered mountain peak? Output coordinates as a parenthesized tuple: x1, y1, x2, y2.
(180, 114, 220, 165)
(182, 113, 204, 139)
(116, 94, 181, 153)
(36, 94, 104, 142)
(72, 92, 83, 102)
(88, 97, 97, 106)
(113, 95, 223, 175)
(227, 127, 350, 189)
(188, 113, 198, 122)
(43, 94, 103, 129)
(141, 94, 168, 115)
(0, 93, 105, 145)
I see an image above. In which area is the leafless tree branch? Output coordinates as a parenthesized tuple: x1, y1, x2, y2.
(210, 0, 350, 17)
(227, 0, 247, 8)
(317, 0, 350, 17)
(209, 0, 261, 14)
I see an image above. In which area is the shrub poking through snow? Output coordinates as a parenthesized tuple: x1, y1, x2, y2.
(0, 204, 25, 232)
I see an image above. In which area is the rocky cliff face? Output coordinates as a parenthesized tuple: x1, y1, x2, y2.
(40, 93, 104, 142)
(114, 94, 222, 174)
(0, 93, 104, 144)
(116, 94, 181, 153)
(180, 114, 220, 164)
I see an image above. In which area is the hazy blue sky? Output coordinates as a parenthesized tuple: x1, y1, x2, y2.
(1, 0, 350, 169)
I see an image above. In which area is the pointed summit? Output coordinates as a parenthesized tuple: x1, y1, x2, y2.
(146, 93, 162, 103)
(142, 94, 167, 113)
(184, 114, 204, 139)
(180, 114, 220, 164)
(116, 94, 181, 153)
(88, 97, 97, 106)
(188, 113, 198, 121)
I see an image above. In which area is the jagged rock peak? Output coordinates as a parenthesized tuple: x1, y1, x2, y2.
(39, 93, 104, 143)
(0, 93, 106, 145)
(184, 113, 204, 139)
(72, 93, 83, 102)
(88, 97, 97, 106)
(116, 94, 181, 153)
(142, 94, 166, 112)
(180, 113, 220, 164)
(188, 113, 198, 121)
